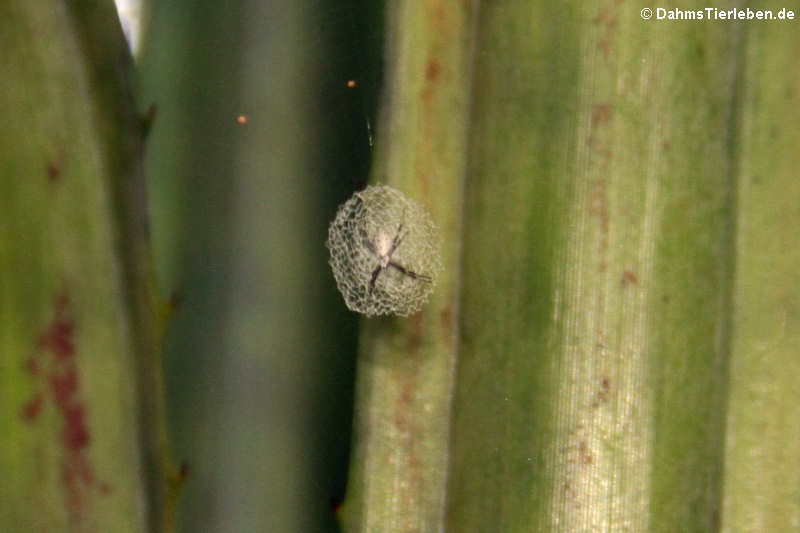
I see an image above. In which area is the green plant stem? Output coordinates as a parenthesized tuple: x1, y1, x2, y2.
(448, 3, 744, 531)
(721, 13, 800, 531)
(340, 0, 477, 531)
(64, 3, 174, 530)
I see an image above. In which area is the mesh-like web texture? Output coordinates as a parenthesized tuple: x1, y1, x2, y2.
(326, 185, 442, 317)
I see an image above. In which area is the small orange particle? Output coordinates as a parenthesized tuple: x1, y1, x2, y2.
(346, 80, 357, 88)
(236, 115, 248, 124)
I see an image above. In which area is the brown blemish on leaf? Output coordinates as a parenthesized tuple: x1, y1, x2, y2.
(622, 270, 638, 286)
(172, 460, 190, 486)
(592, 7, 617, 58)
(166, 460, 189, 509)
(394, 378, 415, 433)
(578, 440, 593, 466)
(440, 305, 454, 341)
(591, 104, 613, 126)
(20, 392, 44, 422)
(24, 355, 42, 376)
(61, 404, 90, 451)
(425, 59, 441, 82)
(588, 104, 614, 157)
(47, 162, 61, 181)
(592, 376, 611, 407)
(61, 454, 94, 517)
(19, 289, 108, 521)
(406, 311, 425, 354)
(50, 367, 79, 407)
(40, 318, 76, 358)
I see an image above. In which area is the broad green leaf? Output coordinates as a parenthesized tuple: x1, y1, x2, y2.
(0, 2, 166, 531)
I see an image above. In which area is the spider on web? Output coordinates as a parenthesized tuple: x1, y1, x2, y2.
(327, 185, 441, 317)
(364, 223, 432, 295)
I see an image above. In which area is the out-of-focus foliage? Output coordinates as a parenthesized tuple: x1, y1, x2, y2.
(138, 0, 381, 531)
(4, 0, 797, 532)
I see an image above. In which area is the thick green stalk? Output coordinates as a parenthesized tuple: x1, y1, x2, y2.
(449, 3, 742, 531)
(722, 14, 800, 531)
(140, 1, 375, 531)
(340, 0, 476, 531)
(0, 2, 168, 531)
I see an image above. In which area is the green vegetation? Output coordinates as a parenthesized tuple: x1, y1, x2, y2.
(1, 1, 797, 532)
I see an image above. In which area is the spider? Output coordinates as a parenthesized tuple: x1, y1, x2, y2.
(363, 223, 432, 295)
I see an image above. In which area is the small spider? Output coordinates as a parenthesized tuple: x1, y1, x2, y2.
(364, 224, 432, 294)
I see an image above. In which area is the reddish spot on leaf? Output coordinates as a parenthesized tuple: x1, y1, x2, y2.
(170, 460, 190, 488)
(40, 319, 76, 359)
(425, 59, 441, 82)
(50, 367, 79, 407)
(579, 440, 593, 466)
(21, 289, 105, 523)
(592, 104, 613, 126)
(440, 305, 454, 342)
(592, 8, 617, 58)
(61, 404, 90, 451)
(592, 376, 611, 408)
(47, 162, 61, 181)
(61, 454, 94, 517)
(20, 392, 44, 422)
(622, 270, 638, 285)
(24, 356, 42, 376)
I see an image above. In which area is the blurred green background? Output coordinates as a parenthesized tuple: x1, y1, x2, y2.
(136, 1, 382, 531)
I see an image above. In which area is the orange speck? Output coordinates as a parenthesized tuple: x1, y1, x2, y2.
(346, 80, 357, 88)
(236, 115, 248, 124)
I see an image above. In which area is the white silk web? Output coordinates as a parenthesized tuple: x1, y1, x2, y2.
(326, 185, 442, 317)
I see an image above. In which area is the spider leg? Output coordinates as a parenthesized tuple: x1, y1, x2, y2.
(368, 265, 383, 294)
(389, 224, 405, 255)
(359, 225, 376, 254)
(388, 261, 431, 283)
